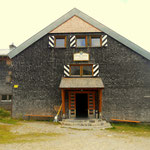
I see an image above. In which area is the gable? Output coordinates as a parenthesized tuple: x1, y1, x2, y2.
(8, 8, 150, 60)
(50, 16, 101, 33)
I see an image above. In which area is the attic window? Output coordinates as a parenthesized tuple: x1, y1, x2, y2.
(90, 36, 102, 47)
(76, 36, 87, 47)
(55, 36, 66, 48)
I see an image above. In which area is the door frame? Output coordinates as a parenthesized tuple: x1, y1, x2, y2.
(68, 91, 95, 118)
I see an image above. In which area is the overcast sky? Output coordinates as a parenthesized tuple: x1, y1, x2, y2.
(0, 0, 150, 52)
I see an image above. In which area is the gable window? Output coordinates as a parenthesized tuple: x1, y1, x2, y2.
(70, 64, 93, 76)
(90, 36, 102, 47)
(55, 36, 66, 48)
(76, 36, 87, 47)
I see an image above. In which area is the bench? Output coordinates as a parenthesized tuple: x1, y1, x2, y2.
(24, 114, 54, 120)
(111, 119, 141, 123)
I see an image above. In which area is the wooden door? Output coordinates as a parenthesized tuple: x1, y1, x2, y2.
(69, 92, 76, 118)
(88, 92, 95, 117)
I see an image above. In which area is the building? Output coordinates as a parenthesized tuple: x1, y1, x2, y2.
(0, 46, 14, 111)
(8, 8, 150, 122)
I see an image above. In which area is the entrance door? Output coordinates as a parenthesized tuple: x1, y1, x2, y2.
(76, 94, 88, 118)
(69, 91, 95, 118)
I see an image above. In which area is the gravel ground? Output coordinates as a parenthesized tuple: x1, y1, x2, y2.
(0, 121, 150, 150)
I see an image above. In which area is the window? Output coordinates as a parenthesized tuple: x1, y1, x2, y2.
(70, 66, 80, 75)
(55, 36, 66, 48)
(6, 59, 12, 66)
(70, 64, 93, 76)
(1, 95, 12, 102)
(90, 36, 102, 47)
(83, 65, 92, 75)
(0, 57, 11, 65)
(2, 95, 7, 100)
(76, 36, 87, 47)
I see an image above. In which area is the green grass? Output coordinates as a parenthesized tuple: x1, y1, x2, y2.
(0, 108, 19, 125)
(0, 118, 19, 125)
(0, 108, 10, 118)
(0, 108, 61, 144)
(107, 122, 150, 137)
(0, 124, 60, 144)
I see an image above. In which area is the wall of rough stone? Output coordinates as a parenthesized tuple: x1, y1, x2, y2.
(0, 57, 12, 111)
(11, 32, 150, 122)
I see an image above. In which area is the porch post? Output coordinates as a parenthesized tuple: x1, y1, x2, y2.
(61, 89, 65, 118)
(99, 89, 102, 119)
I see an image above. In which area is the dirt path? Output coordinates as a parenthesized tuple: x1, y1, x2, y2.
(0, 122, 150, 150)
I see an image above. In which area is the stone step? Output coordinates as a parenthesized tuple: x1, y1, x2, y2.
(62, 119, 106, 123)
(60, 119, 112, 129)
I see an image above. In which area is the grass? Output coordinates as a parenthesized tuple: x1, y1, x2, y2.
(107, 122, 150, 137)
(0, 118, 19, 125)
(0, 124, 60, 144)
(0, 108, 61, 144)
(0, 108, 10, 118)
(0, 108, 19, 125)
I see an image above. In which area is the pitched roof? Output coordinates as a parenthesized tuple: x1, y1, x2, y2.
(8, 8, 150, 60)
(0, 49, 11, 56)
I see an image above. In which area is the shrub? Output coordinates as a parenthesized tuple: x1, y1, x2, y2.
(0, 108, 10, 118)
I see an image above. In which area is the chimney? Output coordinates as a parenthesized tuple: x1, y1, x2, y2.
(9, 43, 16, 50)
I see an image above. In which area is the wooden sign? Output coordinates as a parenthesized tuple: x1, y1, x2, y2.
(73, 51, 89, 61)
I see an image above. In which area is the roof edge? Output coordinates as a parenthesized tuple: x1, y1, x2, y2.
(8, 8, 78, 58)
(8, 8, 150, 60)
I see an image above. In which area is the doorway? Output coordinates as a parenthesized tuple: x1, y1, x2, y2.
(76, 93, 88, 118)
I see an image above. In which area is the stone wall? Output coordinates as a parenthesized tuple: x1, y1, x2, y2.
(11, 33, 150, 122)
(0, 57, 12, 111)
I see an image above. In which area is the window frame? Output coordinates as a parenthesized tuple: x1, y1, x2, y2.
(90, 35, 102, 47)
(54, 36, 67, 48)
(76, 35, 87, 48)
(1, 94, 12, 102)
(70, 64, 93, 77)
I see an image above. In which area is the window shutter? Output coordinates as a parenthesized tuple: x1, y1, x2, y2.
(70, 35, 76, 47)
(93, 64, 99, 77)
(102, 35, 108, 47)
(48, 36, 55, 48)
(64, 65, 70, 77)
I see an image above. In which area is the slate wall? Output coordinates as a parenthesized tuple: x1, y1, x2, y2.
(0, 58, 12, 111)
(11, 33, 150, 122)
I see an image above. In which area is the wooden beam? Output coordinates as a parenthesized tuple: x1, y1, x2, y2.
(111, 119, 141, 123)
(99, 89, 102, 113)
(100, 35, 102, 47)
(61, 89, 65, 117)
(24, 115, 54, 117)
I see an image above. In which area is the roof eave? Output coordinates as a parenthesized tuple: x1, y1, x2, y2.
(8, 8, 78, 59)
(8, 8, 150, 60)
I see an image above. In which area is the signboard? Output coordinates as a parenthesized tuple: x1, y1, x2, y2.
(14, 85, 19, 88)
(73, 51, 89, 61)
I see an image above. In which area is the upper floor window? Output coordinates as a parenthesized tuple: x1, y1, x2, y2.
(90, 36, 102, 47)
(55, 36, 66, 48)
(70, 64, 93, 76)
(76, 36, 87, 47)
